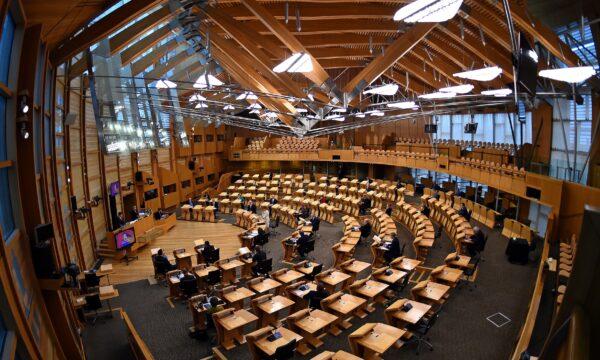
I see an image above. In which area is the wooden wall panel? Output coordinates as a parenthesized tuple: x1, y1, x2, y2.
(137, 149, 152, 174)
(85, 100, 107, 243)
(156, 147, 171, 169)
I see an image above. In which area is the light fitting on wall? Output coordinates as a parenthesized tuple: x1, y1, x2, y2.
(273, 52, 313, 73)
(363, 83, 399, 96)
(19, 94, 29, 115)
(19, 122, 30, 140)
(394, 0, 463, 23)
(454, 66, 502, 81)
(538, 66, 596, 83)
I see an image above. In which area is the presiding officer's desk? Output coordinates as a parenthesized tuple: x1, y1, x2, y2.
(105, 214, 155, 257)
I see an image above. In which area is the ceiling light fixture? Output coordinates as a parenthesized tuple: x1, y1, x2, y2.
(332, 108, 347, 113)
(481, 88, 512, 97)
(155, 79, 177, 89)
(355, 113, 366, 118)
(236, 91, 258, 100)
(418, 91, 457, 99)
(195, 102, 208, 109)
(454, 66, 502, 82)
(365, 109, 385, 116)
(247, 103, 262, 110)
(440, 84, 473, 94)
(223, 104, 235, 111)
(273, 52, 313, 73)
(363, 83, 399, 96)
(394, 0, 463, 23)
(539, 66, 596, 83)
(325, 114, 345, 121)
(295, 108, 308, 113)
(387, 101, 419, 109)
(193, 74, 224, 88)
(189, 94, 207, 102)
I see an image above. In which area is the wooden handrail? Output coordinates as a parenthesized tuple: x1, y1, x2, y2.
(121, 309, 155, 360)
(510, 213, 554, 359)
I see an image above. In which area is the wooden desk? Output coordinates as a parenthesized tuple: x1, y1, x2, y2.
(75, 285, 120, 317)
(350, 280, 388, 312)
(175, 252, 193, 270)
(254, 327, 303, 357)
(288, 281, 317, 309)
(291, 309, 338, 354)
(431, 266, 463, 287)
(325, 293, 367, 331)
(373, 267, 407, 287)
(340, 260, 371, 282)
(392, 257, 422, 272)
(351, 323, 405, 360)
(311, 350, 363, 360)
(445, 253, 471, 269)
(318, 271, 351, 294)
(294, 261, 320, 276)
(222, 287, 255, 310)
(385, 299, 431, 328)
(273, 269, 304, 286)
(414, 281, 450, 304)
(218, 259, 244, 285)
(250, 278, 282, 295)
(255, 295, 295, 327)
(215, 309, 258, 350)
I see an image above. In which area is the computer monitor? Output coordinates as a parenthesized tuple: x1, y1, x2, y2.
(109, 181, 120, 196)
(115, 228, 136, 250)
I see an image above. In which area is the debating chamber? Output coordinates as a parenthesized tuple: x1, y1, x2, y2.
(1, 0, 600, 359)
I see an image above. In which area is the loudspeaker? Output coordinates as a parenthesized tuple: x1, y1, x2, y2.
(31, 240, 57, 278)
(35, 223, 54, 243)
(464, 123, 478, 134)
(135, 171, 143, 182)
(64, 113, 78, 126)
(70, 195, 77, 211)
(424, 124, 438, 134)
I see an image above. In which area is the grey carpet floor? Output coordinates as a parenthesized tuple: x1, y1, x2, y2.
(83, 200, 540, 360)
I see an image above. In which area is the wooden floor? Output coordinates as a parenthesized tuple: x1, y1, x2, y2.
(106, 220, 245, 284)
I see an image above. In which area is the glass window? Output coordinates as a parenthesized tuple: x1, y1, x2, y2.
(0, 13, 16, 84)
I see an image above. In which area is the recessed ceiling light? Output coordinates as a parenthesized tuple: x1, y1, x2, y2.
(394, 0, 463, 23)
(273, 52, 313, 73)
(539, 66, 596, 83)
(363, 83, 399, 96)
(454, 66, 502, 82)
(440, 84, 474, 94)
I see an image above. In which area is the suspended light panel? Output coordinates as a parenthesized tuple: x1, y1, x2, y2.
(394, 0, 463, 23)
(273, 52, 313, 73)
(155, 79, 177, 89)
(419, 91, 457, 99)
(195, 103, 208, 109)
(363, 83, 399, 96)
(440, 84, 473, 94)
(454, 66, 502, 82)
(481, 88, 512, 97)
(189, 94, 207, 102)
(223, 104, 235, 110)
(539, 66, 596, 83)
(193, 74, 224, 88)
(236, 91, 258, 100)
(387, 101, 419, 109)
(295, 108, 308, 113)
(247, 103, 262, 110)
(332, 108, 347, 113)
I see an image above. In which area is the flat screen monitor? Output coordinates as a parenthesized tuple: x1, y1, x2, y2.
(109, 181, 120, 196)
(115, 228, 136, 250)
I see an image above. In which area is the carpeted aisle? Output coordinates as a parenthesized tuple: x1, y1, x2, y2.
(82, 204, 540, 360)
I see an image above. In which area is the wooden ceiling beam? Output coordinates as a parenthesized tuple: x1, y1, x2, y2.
(395, 55, 445, 91)
(130, 38, 180, 76)
(283, 34, 391, 48)
(50, 0, 164, 65)
(108, 6, 173, 55)
(239, 0, 333, 92)
(462, 1, 512, 51)
(439, 22, 514, 81)
(144, 50, 190, 83)
(202, 7, 309, 100)
(239, 20, 400, 35)
(410, 46, 461, 85)
(320, 59, 367, 69)
(120, 25, 173, 66)
(219, 3, 396, 20)
(490, 0, 581, 67)
(383, 69, 427, 95)
(343, 23, 435, 97)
